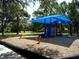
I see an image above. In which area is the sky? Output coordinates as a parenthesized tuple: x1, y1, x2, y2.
(27, 1, 40, 20)
(27, 0, 72, 20)
(57, 0, 72, 4)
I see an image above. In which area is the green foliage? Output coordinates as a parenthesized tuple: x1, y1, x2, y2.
(26, 23, 43, 31)
(32, 0, 79, 34)
(32, 23, 43, 31)
(68, 0, 79, 22)
(4, 27, 11, 33)
(0, 0, 30, 35)
(0, 0, 79, 35)
(19, 18, 28, 31)
(33, 0, 57, 18)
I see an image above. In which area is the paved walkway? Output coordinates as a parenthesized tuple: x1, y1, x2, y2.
(1, 36, 79, 58)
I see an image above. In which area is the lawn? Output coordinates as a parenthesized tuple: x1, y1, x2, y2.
(0, 31, 43, 39)
(0, 31, 70, 39)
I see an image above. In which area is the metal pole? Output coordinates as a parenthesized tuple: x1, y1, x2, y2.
(70, 23, 72, 35)
(50, 18, 52, 36)
(44, 19, 46, 36)
(56, 22, 57, 36)
(60, 21, 63, 36)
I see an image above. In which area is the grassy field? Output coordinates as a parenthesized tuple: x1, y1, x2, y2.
(0, 31, 71, 39)
(0, 31, 42, 39)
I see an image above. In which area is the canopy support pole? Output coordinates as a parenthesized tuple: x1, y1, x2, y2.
(69, 24, 72, 35)
(50, 18, 52, 36)
(44, 26, 46, 35)
(56, 23, 57, 36)
(44, 19, 46, 36)
(60, 21, 63, 36)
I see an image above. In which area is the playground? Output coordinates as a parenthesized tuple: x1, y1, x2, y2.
(1, 35, 79, 58)
(1, 15, 79, 59)
(32, 15, 72, 38)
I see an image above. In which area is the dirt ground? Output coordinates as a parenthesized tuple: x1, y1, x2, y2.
(1, 35, 79, 58)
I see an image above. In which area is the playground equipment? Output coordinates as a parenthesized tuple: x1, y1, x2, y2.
(32, 15, 72, 37)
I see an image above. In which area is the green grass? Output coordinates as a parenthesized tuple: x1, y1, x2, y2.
(0, 31, 72, 39)
(19, 31, 42, 35)
(0, 31, 43, 39)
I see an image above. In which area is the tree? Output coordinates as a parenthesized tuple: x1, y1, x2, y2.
(0, 0, 29, 36)
(33, 0, 69, 17)
(67, 0, 79, 34)
(68, 0, 79, 21)
(33, 0, 57, 18)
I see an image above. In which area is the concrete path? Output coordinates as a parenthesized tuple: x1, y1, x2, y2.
(1, 36, 79, 58)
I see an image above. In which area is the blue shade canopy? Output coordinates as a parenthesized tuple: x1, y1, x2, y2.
(53, 15, 71, 24)
(31, 15, 71, 24)
(32, 16, 57, 24)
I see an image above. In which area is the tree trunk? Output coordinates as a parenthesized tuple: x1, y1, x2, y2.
(1, 19, 4, 36)
(1, 0, 5, 36)
(16, 15, 19, 35)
